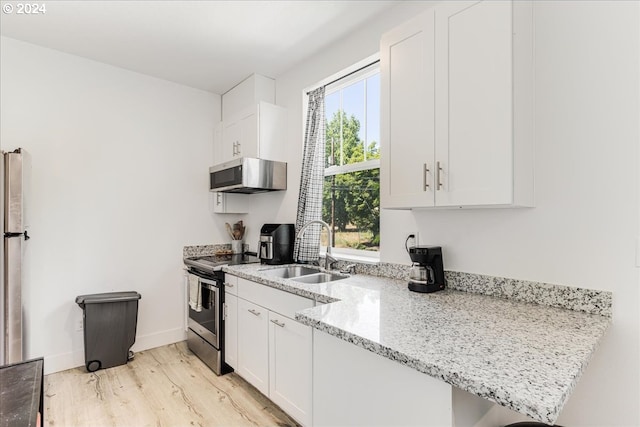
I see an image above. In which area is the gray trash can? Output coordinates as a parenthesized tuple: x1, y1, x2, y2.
(75, 291, 141, 372)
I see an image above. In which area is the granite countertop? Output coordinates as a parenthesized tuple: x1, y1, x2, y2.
(224, 262, 610, 425)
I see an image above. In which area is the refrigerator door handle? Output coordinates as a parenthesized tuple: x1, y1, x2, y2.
(2, 231, 29, 240)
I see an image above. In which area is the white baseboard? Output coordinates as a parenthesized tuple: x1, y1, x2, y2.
(130, 327, 187, 354)
(44, 349, 86, 375)
(43, 327, 187, 375)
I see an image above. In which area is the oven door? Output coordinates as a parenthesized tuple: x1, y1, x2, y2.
(188, 276, 220, 349)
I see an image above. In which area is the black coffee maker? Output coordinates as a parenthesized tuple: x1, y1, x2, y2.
(259, 224, 295, 265)
(407, 246, 445, 293)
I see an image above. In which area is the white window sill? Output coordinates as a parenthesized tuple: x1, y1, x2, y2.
(321, 250, 380, 265)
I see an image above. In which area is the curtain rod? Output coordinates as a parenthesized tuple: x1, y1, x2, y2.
(306, 59, 380, 95)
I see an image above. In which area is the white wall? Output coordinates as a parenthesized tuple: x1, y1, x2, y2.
(0, 37, 221, 374)
(260, 1, 639, 426)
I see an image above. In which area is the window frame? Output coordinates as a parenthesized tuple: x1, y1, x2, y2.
(302, 53, 381, 263)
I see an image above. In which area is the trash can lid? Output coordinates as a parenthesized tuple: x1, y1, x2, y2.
(75, 291, 141, 306)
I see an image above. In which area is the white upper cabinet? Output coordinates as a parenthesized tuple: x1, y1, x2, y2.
(222, 73, 275, 119)
(380, 9, 436, 208)
(215, 101, 287, 164)
(381, 0, 533, 209)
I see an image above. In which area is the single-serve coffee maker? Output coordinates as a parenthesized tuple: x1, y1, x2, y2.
(259, 224, 295, 265)
(408, 246, 445, 293)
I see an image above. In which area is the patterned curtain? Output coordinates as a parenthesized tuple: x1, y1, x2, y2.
(294, 87, 326, 263)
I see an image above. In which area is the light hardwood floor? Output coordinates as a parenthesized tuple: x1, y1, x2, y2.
(44, 342, 299, 427)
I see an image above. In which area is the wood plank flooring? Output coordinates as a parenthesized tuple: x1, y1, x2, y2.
(44, 342, 299, 427)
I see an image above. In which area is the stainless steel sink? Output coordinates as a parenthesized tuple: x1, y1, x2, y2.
(292, 272, 348, 284)
(260, 265, 319, 278)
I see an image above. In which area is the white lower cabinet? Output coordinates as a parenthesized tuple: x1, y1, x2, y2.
(223, 294, 238, 369)
(313, 330, 453, 427)
(233, 277, 313, 426)
(237, 298, 269, 396)
(269, 311, 312, 426)
(224, 275, 239, 369)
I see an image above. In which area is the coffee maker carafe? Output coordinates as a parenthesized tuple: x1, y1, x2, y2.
(407, 246, 445, 293)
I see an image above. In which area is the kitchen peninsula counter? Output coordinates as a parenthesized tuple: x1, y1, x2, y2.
(224, 263, 611, 424)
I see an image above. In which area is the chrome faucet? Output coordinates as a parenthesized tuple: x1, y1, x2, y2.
(340, 264, 357, 275)
(295, 220, 336, 270)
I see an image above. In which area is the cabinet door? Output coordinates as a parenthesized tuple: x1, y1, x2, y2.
(434, 0, 514, 206)
(238, 108, 258, 159)
(268, 312, 312, 426)
(224, 294, 238, 369)
(256, 102, 287, 161)
(313, 330, 452, 427)
(211, 192, 226, 213)
(237, 298, 269, 395)
(380, 9, 436, 208)
(222, 120, 240, 163)
(210, 192, 248, 214)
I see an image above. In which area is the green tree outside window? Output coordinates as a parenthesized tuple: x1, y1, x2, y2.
(323, 110, 380, 251)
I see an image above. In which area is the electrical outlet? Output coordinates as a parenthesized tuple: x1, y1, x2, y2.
(405, 232, 419, 250)
(76, 319, 83, 332)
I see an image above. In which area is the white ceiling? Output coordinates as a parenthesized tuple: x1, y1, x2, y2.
(0, 0, 397, 94)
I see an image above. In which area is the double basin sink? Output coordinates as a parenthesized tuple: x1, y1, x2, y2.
(260, 265, 348, 284)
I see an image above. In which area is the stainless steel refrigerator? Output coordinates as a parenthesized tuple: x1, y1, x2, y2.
(1, 148, 30, 365)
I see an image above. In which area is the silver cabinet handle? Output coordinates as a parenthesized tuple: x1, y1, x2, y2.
(270, 319, 285, 328)
(225, 283, 234, 288)
(423, 163, 430, 191)
(216, 192, 222, 205)
(248, 308, 261, 316)
(436, 161, 443, 190)
(236, 141, 241, 155)
(232, 142, 237, 155)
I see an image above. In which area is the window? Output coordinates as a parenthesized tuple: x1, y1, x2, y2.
(322, 61, 380, 256)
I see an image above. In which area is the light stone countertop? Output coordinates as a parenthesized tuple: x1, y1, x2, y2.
(223, 263, 610, 425)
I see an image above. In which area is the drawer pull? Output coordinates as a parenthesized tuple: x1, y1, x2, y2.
(270, 319, 285, 328)
(248, 308, 261, 316)
(436, 161, 443, 190)
(225, 283, 234, 287)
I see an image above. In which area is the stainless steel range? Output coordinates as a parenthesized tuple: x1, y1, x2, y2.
(183, 253, 259, 375)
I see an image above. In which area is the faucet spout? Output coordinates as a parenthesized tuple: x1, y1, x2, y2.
(295, 220, 334, 270)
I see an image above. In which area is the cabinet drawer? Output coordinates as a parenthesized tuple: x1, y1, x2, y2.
(238, 278, 313, 319)
(224, 274, 239, 296)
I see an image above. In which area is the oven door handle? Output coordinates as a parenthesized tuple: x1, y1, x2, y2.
(200, 282, 219, 292)
(198, 276, 221, 288)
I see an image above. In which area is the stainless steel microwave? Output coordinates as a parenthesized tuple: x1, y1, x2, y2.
(209, 158, 287, 194)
